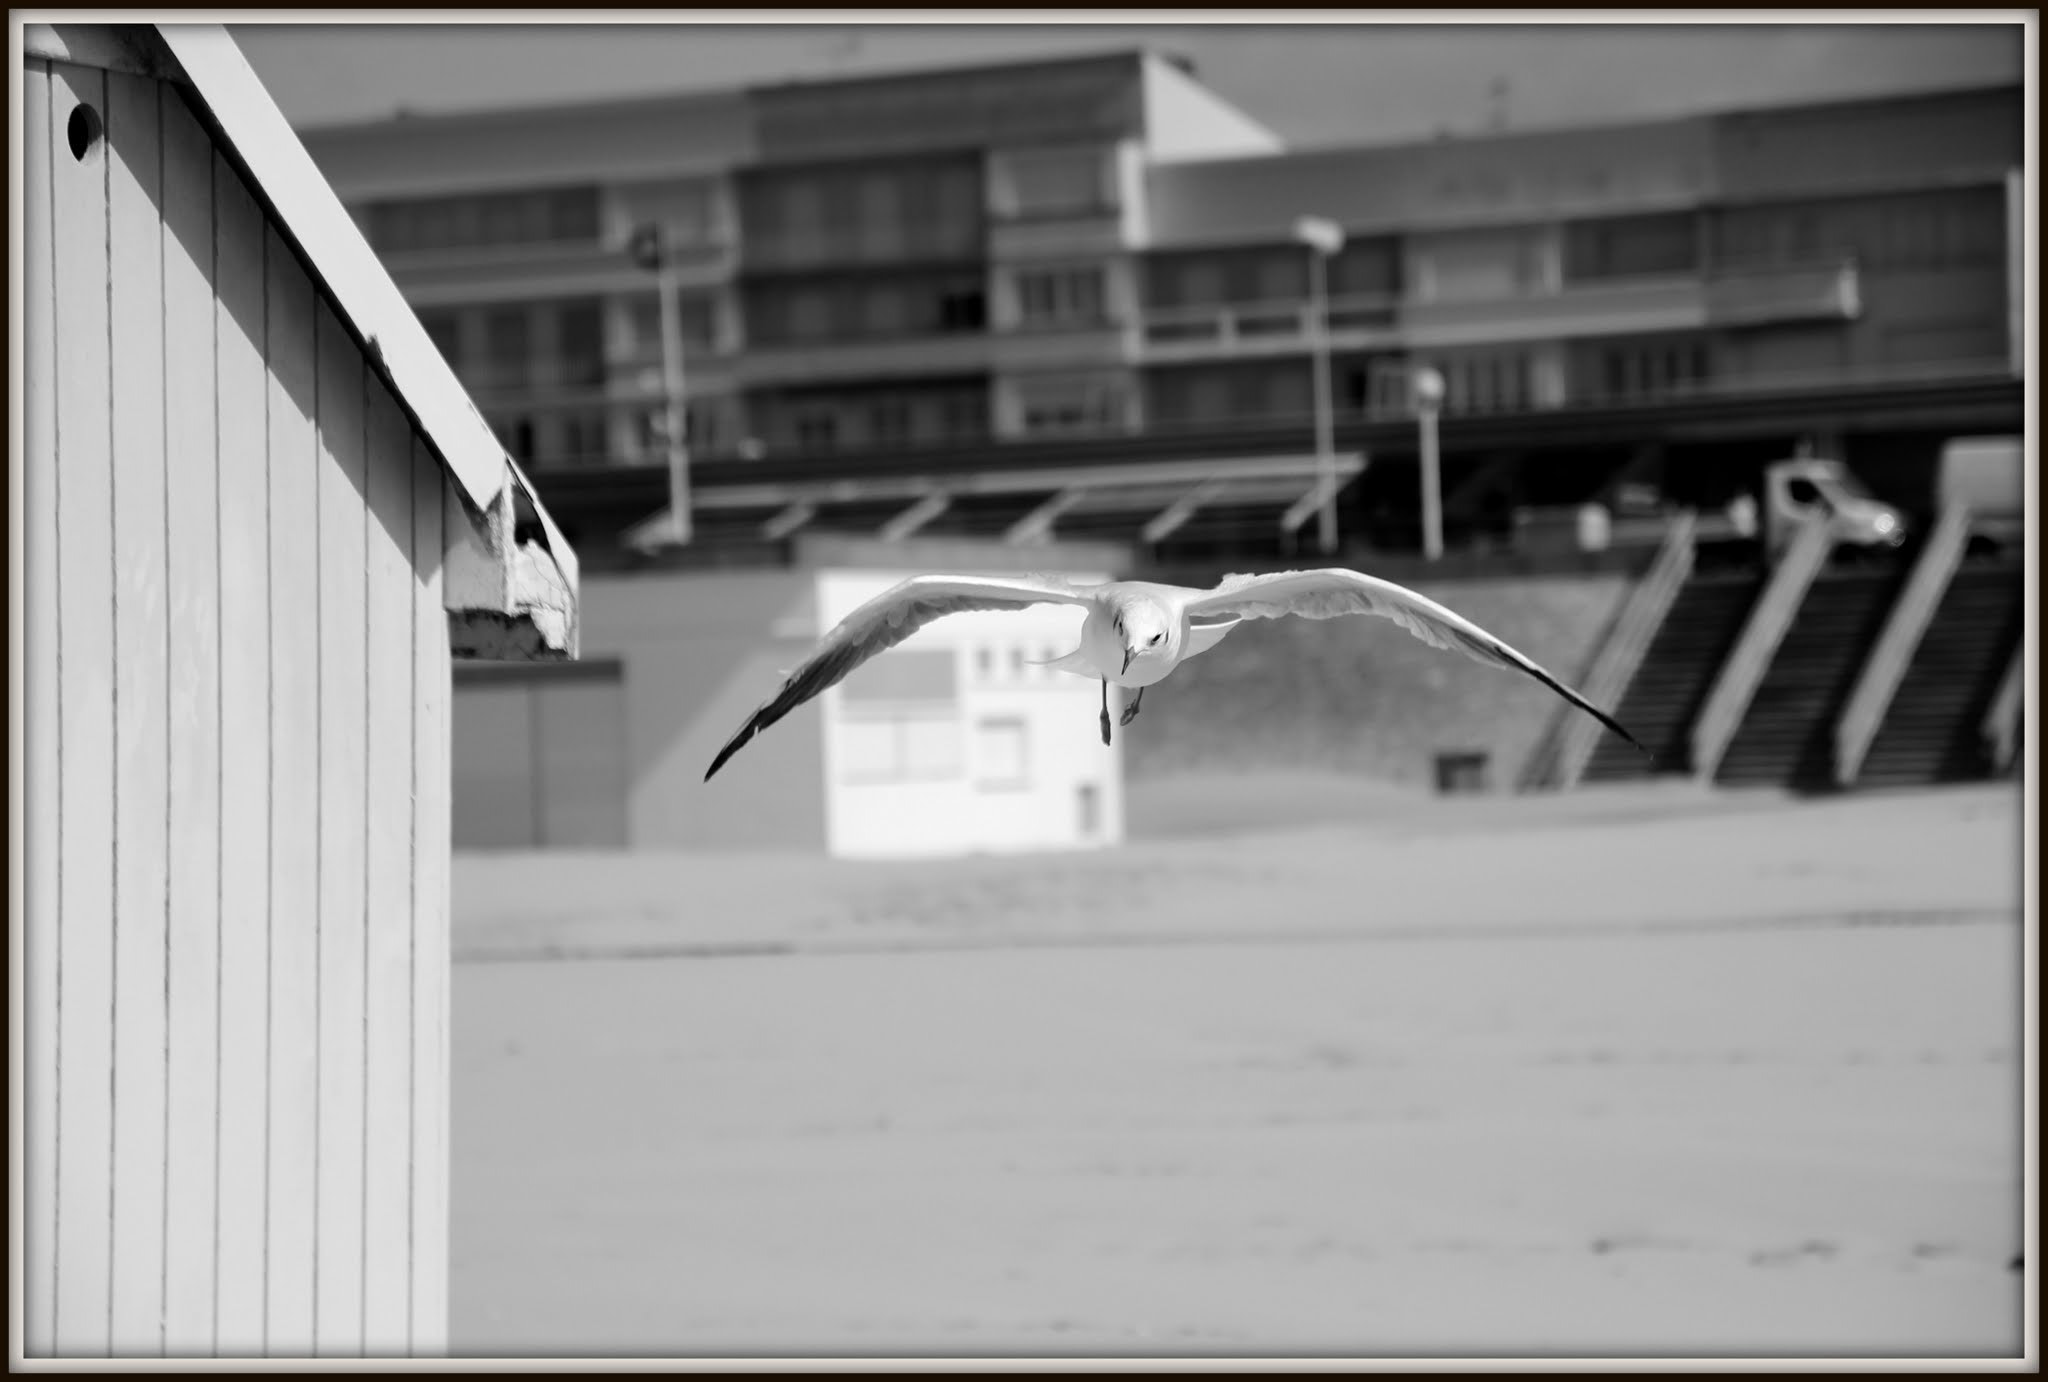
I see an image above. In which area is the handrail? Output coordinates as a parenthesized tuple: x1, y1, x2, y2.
(1833, 504, 1973, 787)
(1526, 510, 1698, 791)
(1690, 516, 1834, 781)
(1980, 646, 2024, 776)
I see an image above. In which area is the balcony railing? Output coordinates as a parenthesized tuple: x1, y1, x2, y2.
(496, 352, 2014, 473)
(1141, 293, 1401, 354)
(1703, 258, 1860, 326)
(1138, 258, 1862, 357)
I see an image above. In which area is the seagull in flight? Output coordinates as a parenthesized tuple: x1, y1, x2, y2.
(704, 568, 1650, 781)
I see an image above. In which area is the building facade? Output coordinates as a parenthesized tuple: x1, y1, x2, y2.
(300, 57, 2021, 561)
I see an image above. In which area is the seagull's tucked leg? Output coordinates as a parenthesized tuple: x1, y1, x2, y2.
(1099, 680, 1113, 746)
(1119, 685, 1145, 727)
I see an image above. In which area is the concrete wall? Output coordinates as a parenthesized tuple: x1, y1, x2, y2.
(1124, 572, 1632, 790)
(1140, 53, 1284, 163)
(815, 570, 1123, 858)
(580, 568, 829, 853)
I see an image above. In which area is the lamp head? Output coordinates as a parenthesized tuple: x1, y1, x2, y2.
(1411, 365, 1447, 410)
(1293, 215, 1346, 257)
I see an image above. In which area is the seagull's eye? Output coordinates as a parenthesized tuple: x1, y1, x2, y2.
(1149, 633, 1163, 646)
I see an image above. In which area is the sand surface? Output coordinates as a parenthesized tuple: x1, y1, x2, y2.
(450, 781, 2028, 1359)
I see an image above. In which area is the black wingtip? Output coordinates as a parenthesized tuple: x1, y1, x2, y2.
(704, 729, 751, 783)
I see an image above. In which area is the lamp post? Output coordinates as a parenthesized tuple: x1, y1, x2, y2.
(629, 222, 692, 546)
(1411, 364, 1446, 560)
(1293, 215, 1345, 556)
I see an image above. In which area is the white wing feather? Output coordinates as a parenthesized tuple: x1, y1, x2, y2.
(706, 572, 1095, 779)
(1183, 568, 1648, 755)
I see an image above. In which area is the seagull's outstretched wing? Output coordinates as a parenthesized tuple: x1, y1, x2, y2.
(705, 573, 1095, 781)
(1183, 568, 1650, 758)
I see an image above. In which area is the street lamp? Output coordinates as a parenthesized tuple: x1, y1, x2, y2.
(1293, 215, 1345, 556)
(1411, 364, 1446, 560)
(629, 222, 692, 547)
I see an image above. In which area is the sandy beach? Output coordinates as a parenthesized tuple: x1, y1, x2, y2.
(449, 780, 2027, 1358)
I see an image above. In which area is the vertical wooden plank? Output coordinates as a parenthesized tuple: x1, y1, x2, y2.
(211, 148, 270, 1357)
(49, 59, 116, 1358)
(264, 223, 321, 1357)
(105, 69, 170, 1357)
(160, 84, 221, 1358)
(410, 449, 450, 1356)
(313, 303, 368, 1357)
(361, 385, 415, 1355)
(22, 55, 60, 1359)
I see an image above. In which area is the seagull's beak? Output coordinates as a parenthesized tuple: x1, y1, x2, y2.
(1122, 647, 1134, 675)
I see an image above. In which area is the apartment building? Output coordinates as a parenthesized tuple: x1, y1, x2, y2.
(301, 56, 2022, 557)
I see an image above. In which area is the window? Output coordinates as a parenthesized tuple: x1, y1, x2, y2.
(1254, 254, 1307, 303)
(869, 397, 912, 445)
(555, 301, 605, 389)
(938, 285, 987, 332)
(787, 289, 834, 342)
(793, 409, 839, 451)
(481, 308, 529, 390)
(557, 409, 609, 466)
(1565, 212, 1699, 281)
(1019, 374, 1125, 436)
(941, 390, 988, 440)
(1015, 266, 1107, 327)
(629, 292, 719, 357)
(365, 186, 600, 254)
(1581, 335, 1711, 404)
(1425, 350, 1532, 415)
(837, 649, 962, 784)
(858, 284, 908, 337)
(1001, 145, 1110, 218)
(976, 717, 1029, 791)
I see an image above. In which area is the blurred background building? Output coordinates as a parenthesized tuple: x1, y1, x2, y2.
(291, 46, 2026, 853)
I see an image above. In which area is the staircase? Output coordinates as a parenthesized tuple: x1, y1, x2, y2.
(1714, 562, 1911, 788)
(1583, 570, 1762, 781)
(1857, 558, 2025, 785)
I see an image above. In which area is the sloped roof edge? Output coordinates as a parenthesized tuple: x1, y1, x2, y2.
(152, 24, 528, 526)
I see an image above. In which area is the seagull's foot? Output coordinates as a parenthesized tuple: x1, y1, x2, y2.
(1118, 687, 1145, 727)
(1099, 707, 1113, 747)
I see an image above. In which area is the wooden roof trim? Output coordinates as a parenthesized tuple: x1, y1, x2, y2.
(151, 24, 514, 517)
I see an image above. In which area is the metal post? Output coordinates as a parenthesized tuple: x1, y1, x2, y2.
(1308, 246, 1337, 556)
(1419, 402, 1442, 560)
(654, 250, 693, 546)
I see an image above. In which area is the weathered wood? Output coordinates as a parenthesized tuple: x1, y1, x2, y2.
(107, 67, 172, 1357)
(443, 469, 578, 661)
(264, 220, 321, 1356)
(313, 301, 369, 1356)
(211, 141, 271, 1358)
(411, 449, 452, 1356)
(22, 55, 61, 1360)
(158, 78, 223, 1357)
(50, 58, 118, 1358)
(361, 382, 417, 1354)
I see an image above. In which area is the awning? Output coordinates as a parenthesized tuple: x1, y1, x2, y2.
(623, 451, 1368, 551)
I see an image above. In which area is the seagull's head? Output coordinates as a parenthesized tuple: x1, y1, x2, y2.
(1116, 600, 1176, 675)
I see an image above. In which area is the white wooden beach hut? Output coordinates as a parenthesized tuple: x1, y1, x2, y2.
(19, 22, 579, 1357)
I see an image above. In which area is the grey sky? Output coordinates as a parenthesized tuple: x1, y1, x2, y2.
(232, 20, 2025, 146)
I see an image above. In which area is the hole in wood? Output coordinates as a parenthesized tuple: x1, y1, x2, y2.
(67, 102, 103, 162)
